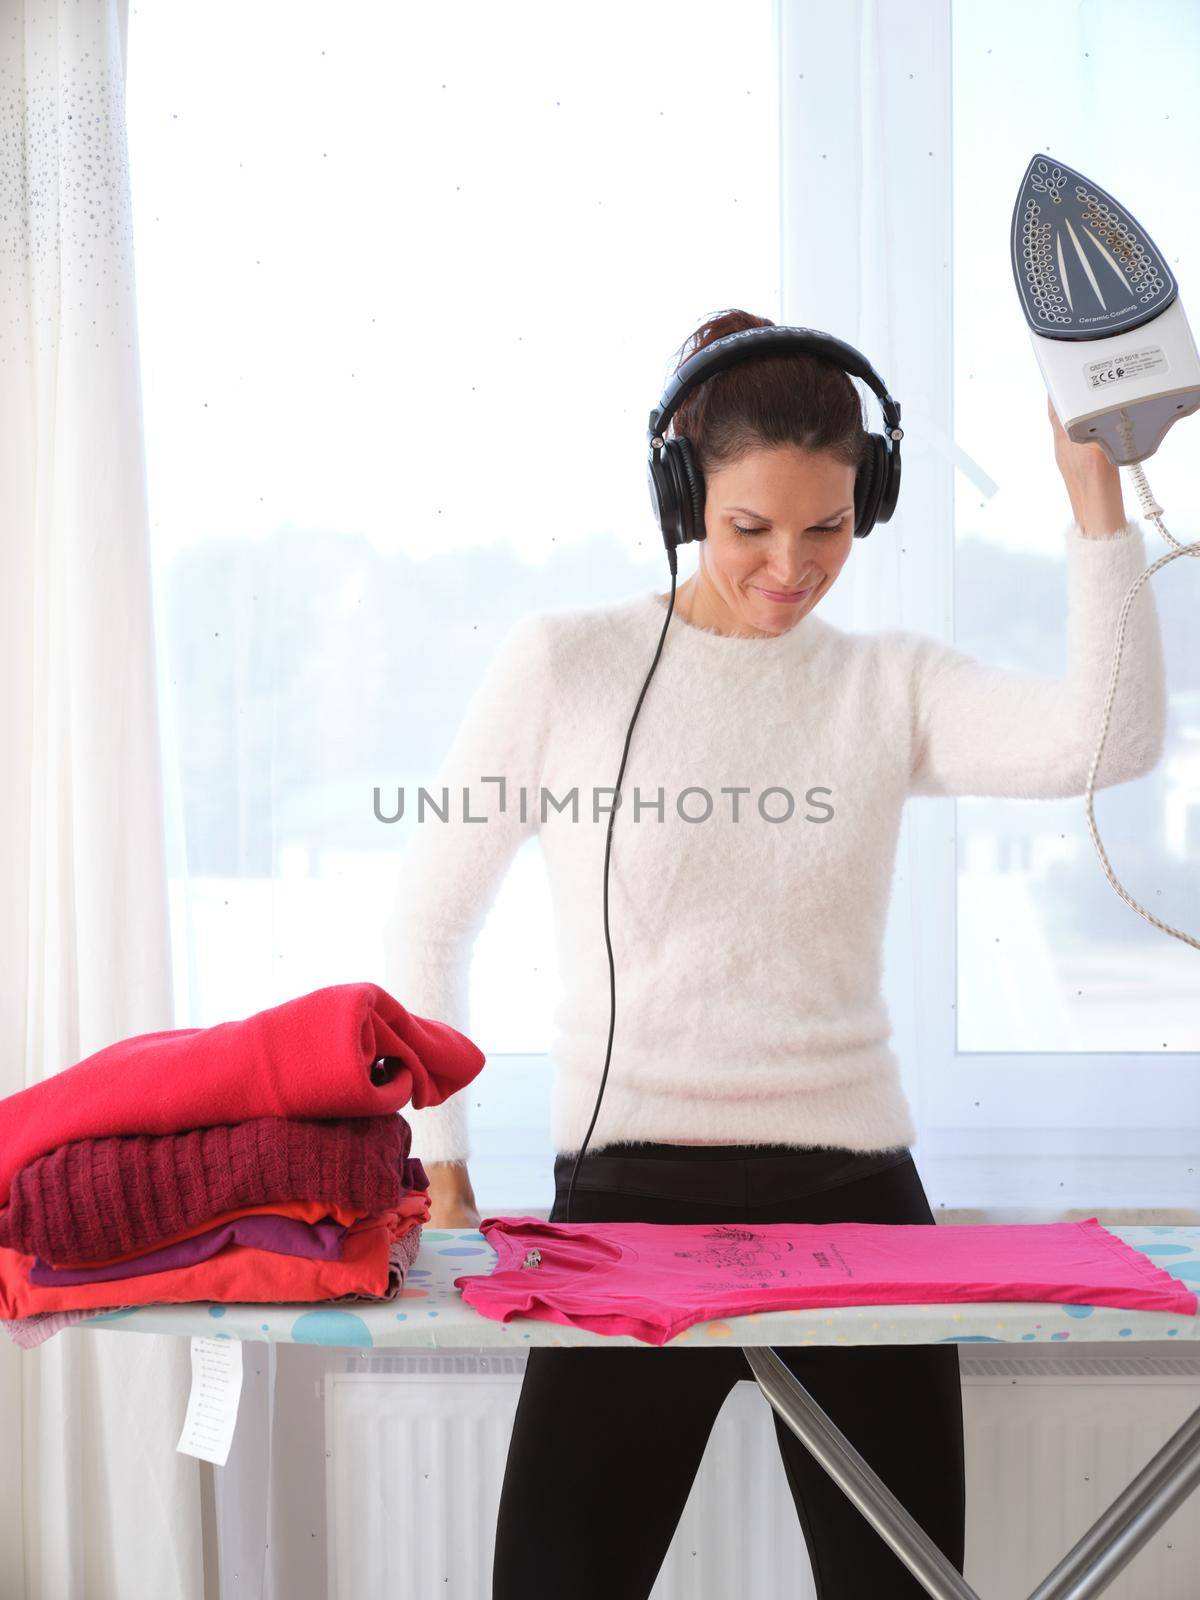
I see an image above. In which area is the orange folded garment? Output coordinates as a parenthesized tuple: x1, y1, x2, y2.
(0, 1206, 426, 1319)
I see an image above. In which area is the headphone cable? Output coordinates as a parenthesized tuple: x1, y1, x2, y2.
(564, 545, 679, 1223)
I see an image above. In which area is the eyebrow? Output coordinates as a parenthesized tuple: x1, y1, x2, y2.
(723, 503, 854, 523)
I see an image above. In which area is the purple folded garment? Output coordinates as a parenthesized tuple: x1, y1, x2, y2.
(28, 1214, 348, 1286)
(4, 1222, 426, 1347)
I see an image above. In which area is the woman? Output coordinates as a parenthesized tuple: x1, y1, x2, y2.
(385, 309, 1167, 1599)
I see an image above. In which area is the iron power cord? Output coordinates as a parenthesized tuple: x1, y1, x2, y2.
(1086, 427, 1198, 950)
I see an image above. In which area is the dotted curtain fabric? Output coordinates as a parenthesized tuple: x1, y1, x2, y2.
(0, 5, 203, 1600)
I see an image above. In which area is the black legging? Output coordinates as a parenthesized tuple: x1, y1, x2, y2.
(491, 1140, 966, 1599)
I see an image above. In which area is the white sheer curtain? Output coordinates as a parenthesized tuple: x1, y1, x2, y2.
(0, 2, 204, 1597)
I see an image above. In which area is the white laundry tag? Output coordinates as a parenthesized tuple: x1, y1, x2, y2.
(176, 1335, 244, 1466)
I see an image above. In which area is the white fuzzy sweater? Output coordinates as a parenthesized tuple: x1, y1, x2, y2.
(384, 518, 1166, 1165)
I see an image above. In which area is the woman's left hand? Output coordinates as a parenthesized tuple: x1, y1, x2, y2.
(1047, 394, 1128, 536)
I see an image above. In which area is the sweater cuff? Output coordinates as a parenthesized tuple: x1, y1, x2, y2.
(404, 1095, 471, 1165)
(1064, 514, 1142, 545)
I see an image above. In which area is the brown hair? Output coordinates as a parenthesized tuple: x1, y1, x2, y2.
(666, 308, 868, 481)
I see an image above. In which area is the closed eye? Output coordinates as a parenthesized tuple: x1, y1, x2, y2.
(733, 516, 847, 537)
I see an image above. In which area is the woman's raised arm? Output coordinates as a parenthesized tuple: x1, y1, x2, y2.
(906, 403, 1168, 800)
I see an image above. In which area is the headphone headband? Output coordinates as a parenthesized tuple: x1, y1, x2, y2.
(647, 323, 902, 444)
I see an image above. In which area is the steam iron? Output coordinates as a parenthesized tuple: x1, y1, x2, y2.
(1010, 153, 1200, 465)
(1009, 151, 1199, 951)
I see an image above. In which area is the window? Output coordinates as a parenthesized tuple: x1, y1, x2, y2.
(127, 2, 781, 1204)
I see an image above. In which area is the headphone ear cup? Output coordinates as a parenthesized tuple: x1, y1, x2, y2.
(876, 435, 901, 524)
(853, 433, 887, 538)
(672, 436, 707, 545)
(647, 443, 680, 553)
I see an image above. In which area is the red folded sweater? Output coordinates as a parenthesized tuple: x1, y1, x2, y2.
(0, 1114, 426, 1266)
(0, 982, 483, 1209)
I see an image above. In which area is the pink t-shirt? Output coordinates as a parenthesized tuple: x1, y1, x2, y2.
(456, 1215, 1197, 1345)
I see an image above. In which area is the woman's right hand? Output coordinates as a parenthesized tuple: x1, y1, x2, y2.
(424, 1160, 482, 1230)
(429, 1194, 482, 1229)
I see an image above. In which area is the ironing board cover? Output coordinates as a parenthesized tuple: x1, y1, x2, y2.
(455, 1216, 1198, 1346)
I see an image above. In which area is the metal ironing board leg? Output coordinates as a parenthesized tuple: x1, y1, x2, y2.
(743, 1345, 1200, 1600)
(743, 1345, 980, 1600)
(1023, 1397, 1200, 1600)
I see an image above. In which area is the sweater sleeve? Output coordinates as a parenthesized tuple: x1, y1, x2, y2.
(907, 517, 1168, 800)
(382, 612, 551, 1163)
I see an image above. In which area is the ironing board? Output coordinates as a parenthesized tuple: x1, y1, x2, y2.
(72, 1222, 1200, 1600)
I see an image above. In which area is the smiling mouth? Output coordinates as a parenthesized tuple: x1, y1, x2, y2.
(755, 583, 815, 599)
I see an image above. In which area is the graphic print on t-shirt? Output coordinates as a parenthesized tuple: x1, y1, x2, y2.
(670, 1223, 855, 1292)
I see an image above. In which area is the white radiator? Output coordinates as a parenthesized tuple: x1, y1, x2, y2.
(320, 1348, 1200, 1600)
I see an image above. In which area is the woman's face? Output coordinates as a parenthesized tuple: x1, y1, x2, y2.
(696, 444, 857, 636)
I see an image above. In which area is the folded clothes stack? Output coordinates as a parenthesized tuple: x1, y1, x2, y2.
(0, 982, 484, 1348)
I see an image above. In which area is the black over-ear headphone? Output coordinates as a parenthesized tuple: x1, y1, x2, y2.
(561, 325, 904, 1223)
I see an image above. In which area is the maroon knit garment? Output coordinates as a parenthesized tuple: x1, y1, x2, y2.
(0, 1114, 412, 1266)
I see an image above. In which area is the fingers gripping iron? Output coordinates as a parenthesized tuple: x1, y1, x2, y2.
(1012, 153, 1199, 949)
